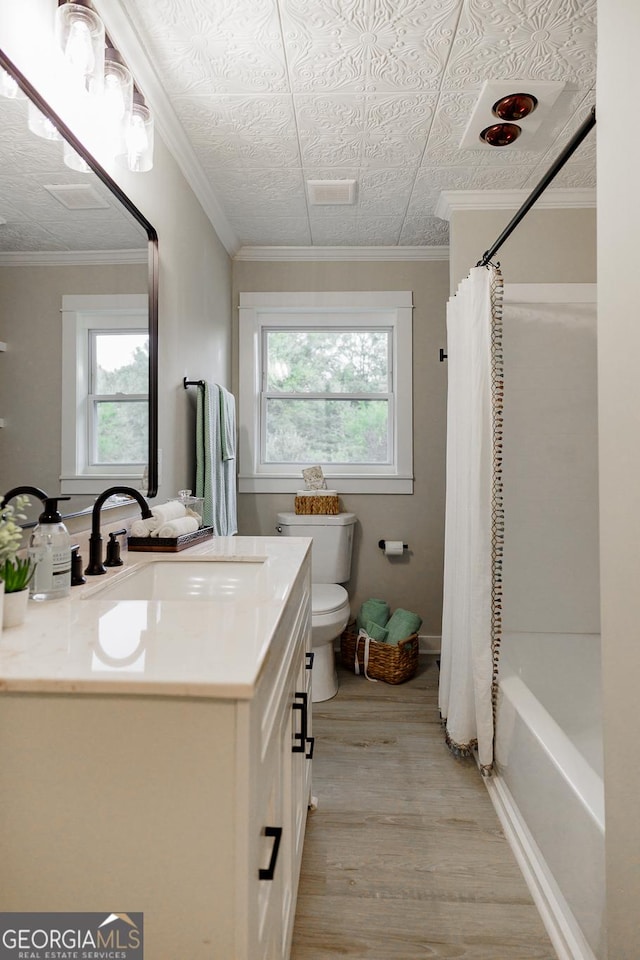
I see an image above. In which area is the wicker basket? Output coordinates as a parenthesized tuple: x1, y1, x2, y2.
(294, 494, 340, 515)
(340, 623, 419, 684)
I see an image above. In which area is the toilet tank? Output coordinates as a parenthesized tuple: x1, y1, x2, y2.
(276, 512, 356, 583)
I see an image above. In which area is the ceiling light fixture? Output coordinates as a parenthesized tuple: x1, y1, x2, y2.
(492, 92, 538, 122)
(461, 80, 564, 151)
(49, 0, 154, 172)
(55, 0, 105, 96)
(101, 48, 133, 163)
(126, 92, 154, 173)
(27, 100, 63, 141)
(479, 122, 522, 147)
(0, 66, 26, 100)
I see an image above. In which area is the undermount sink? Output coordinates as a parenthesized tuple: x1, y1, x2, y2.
(84, 559, 268, 602)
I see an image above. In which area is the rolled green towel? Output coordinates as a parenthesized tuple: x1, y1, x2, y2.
(356, 598, 390, 631)
(385, 608, 422, 646)
(364, 620, 389, 642)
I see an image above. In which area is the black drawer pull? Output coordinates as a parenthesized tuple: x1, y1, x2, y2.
(259, 826, 282, 881)
(292, 691, 308, 753)
(305, 651, 315, 670)
(305, 736, 315, 760)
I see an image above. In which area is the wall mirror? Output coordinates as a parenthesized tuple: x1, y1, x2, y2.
(0, 48, 158, 521)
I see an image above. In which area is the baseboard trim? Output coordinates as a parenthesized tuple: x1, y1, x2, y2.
(418, 634, 441, 655)
(484, 772, 599, 960)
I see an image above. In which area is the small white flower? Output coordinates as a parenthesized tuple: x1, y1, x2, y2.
(0, 495, 29, 568)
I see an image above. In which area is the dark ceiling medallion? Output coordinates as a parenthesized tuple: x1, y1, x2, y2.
(492, 93, 538, 121)
(480, 122, 522, 147)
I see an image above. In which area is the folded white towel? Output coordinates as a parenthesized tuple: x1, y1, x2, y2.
(152, 501, 187, 524)
(130, 517, 156, 537)
(153, 516, 199, 539)
(130, 502, 188, 538)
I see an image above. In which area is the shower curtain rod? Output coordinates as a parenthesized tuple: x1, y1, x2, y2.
(477, 105, 596, 268)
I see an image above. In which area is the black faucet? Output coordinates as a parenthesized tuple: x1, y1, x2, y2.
(85, 486, 153, 576)
(2, 486, 49, 507)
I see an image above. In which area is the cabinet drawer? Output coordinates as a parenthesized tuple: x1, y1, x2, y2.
(249, 647, 302, 960)
(252, 582, 311, 763)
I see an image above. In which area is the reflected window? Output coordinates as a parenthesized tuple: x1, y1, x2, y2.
(90, 330, 148, 465)
(60, 293, 148, 494)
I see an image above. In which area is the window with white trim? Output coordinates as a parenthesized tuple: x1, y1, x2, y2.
(60, 294, 149, 495)
(239, 292, 413, 494)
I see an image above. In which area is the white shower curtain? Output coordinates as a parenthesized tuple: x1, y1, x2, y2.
(438, 265, 504, 775)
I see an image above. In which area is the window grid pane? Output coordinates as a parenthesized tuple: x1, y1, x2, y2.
(264, 398, 391, 465)
(91, 399, 148, 465)
(88, 330, 149, 466)
(262, 325, 394, 466)
(90, 330, 149, 395)
(265, 327, 391, 395)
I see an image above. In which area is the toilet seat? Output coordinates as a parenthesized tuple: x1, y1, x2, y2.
(312, 583, 349, 617)
(309, 584, 350, 703)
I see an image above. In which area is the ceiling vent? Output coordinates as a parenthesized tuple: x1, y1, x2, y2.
(307, 179, 357, 206)
(460, 80, 566, 151)
(43, 183, 110, 210)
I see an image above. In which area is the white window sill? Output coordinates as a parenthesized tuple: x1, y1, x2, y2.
(238, 475, 414, 495)
(61, 474, 144, 496)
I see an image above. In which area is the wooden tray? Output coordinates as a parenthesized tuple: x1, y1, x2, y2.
(127, 526, 214, 552)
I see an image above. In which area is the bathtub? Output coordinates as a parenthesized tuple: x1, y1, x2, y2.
(489, 632, 605, 960)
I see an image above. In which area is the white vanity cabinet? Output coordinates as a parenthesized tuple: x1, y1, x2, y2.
(243, 567, 313, 959)
(0, 542, 313, 960)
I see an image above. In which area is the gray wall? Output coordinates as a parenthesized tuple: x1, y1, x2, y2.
(450, 207, 597, 292)
(233, 258, 450, 636)
(501, 297, 599, 635)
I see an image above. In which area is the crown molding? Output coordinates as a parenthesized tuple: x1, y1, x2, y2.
(95, 0, 239, 256)
(0, 249, 148, 266)
(234, 245, 449, 262)
(434, 188, 596, 221)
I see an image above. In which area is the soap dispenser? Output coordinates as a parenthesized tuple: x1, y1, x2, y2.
(28, 497, 72, 601)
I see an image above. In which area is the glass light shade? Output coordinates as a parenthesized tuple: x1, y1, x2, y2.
(126, 99, 154, 172)
(0, 66, 26, 99)
(27, 100, 62, 141)
(55, 1, 105, 96)
(102, 51, 133, 160)
(492, 93, 538, 122)
(479, 122, 521, 147)
(63, 140, 91, 172)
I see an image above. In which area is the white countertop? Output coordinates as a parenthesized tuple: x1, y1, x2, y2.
(0, 535, 311, 700)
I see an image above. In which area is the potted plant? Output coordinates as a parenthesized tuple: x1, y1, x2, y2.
(0, 495, 34, 629)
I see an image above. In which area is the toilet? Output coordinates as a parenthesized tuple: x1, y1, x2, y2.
(276, 512, 356, 702)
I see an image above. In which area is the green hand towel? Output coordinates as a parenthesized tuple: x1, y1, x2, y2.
(385, 608, 422, 646)
(356, 599, 390, 631)
(364, 620, 389, 642)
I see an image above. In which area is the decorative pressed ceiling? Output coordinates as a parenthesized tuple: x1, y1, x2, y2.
(21, 0, 601, 251)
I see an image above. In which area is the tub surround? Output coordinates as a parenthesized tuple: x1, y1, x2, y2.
(493, 633, 605, 960)
(0, 535, 313, 960)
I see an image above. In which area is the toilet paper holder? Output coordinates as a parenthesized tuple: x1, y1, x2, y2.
(378, 539, 408, 552)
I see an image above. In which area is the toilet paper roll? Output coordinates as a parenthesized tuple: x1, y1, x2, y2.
(384, 540, 404, 557)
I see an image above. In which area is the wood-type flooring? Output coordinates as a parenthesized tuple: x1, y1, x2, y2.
(290, 656, 557, 960)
